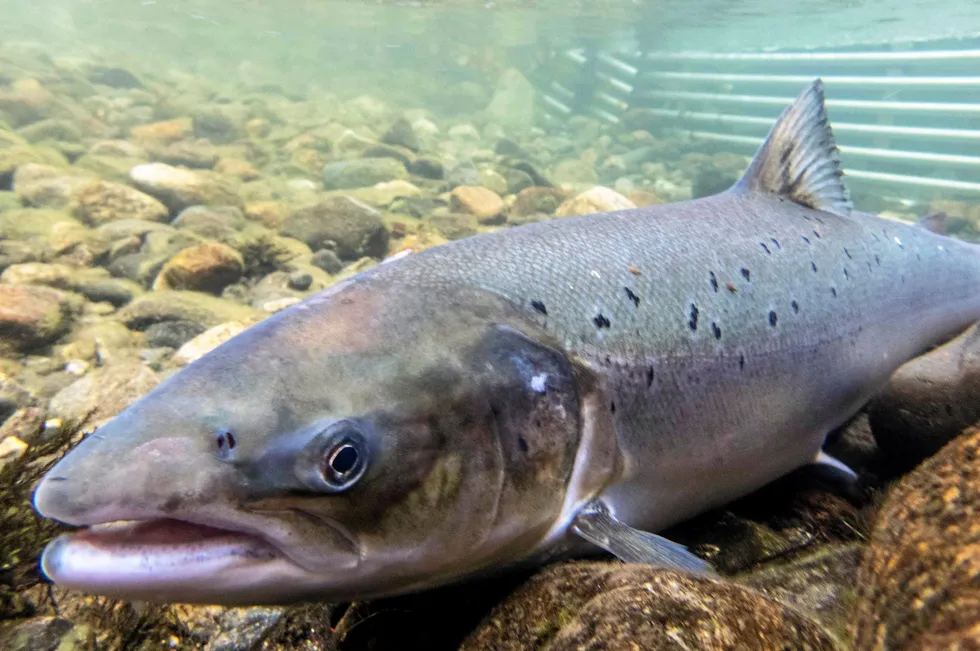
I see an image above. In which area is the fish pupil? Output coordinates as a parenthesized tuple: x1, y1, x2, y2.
(328, 442, 360, 477)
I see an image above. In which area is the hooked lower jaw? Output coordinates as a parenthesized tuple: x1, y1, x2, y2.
(39, 518, 301, 603)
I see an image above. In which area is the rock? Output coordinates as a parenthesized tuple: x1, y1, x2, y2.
(88, 66, 143, 88)
(321, 157, 408, 190)
(0, 434, 28, 472)
(130, 118, 193, 143)
(449, 186, 505, 224)
(12, 164, 89, 209)
(144, 319, 208, 349)
(485, 68, 536, 130)
(0, 284, 76, 353)
(192, 107, 243, 144)
(461, 562, 837, 651)
(868, 324, 980, 475)
(429, 212, 479, 240)
(343, 179, 422, 208)
(552, 157, 598, 186)
(215, 157, 260, 181)
(72, 179, 169, 225)
(116, 290, 261, 331)
(173, 320, 256, 366)
(281, 196, 388, 259)
(407, 156, 444, 179)
(108, 226, 203, 286)
(245, 118, 271, 138)
(0, 372, 34, 423)
(556, 186, 636, 218)
(18, 118, 83, 144)
(310, 249, 343, 274)
(478, 168, 509, 196)
(852, 426, 980, 650)
(0, 262, 136, 306)
(364, 143, 415, 165)
(512, 186, 566, 218)
(129, 162, 241, 213)
(248, 267, 331, 308)
(87, 139, 147, 158)
(153, 242, 245, 294)
(287, 271, 312, 291)
(500, 166, 535, 194)
(381, 117, 420, 152)
(741, 543, 863, 639)
(156, 138, 219, 169)
(172, 205, 246, 241)
(0, 79, 55, 127)
(57, 320, 143, 364)
(0, 140, 68, 186)
(244, 200, 286, 229)
(0, 616, 81, 651)
(49, 360, 159, 428)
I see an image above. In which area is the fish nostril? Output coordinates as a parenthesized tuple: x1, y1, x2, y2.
(214, 429, 237, 461)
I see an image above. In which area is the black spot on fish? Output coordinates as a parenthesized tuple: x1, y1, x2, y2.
(831, 287, 838, 298)
(875, 254, 880, 266)
(771, 238, 781, 249)
(610, 401, 616, 414)
(624, 287, 640, 307)
(843, 247, 852, 259)
(843, 267, 849, 280)
(811, 262, 818, 272)
(688, 304, 699, 331)
(813, 230, 822, 239)
(646, 366, 654, 387)
(593, 313, 610, 329)
(760, 242, 771, 254)
(518, 437, 528, 452)
(531, 300, 548, 315)
(802, 235, 811, 244)
(739, 354, 746, 370)
(711, 322, 722, 339)
(709, 271, 719, 292)
(768, 310, 778, 327)
(740, 268, 751, 281)
(162, 495, 183, 513)
(791, 300, 799, 314)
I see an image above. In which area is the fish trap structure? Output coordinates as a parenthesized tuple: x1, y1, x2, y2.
(536, 37, 980, 207)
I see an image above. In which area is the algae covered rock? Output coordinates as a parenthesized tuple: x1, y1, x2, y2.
(462, 562, 839, 651)
(116, 290, 261, 331)
(852, 426, 980, 650)
(0, 284, 77, 353)
(868, 323, 980, 474)
(72, 179, 169, 225)
(129, 162, 241, 212)
(321, 157, 408, 190)
(281, 195, 388, 259)
(49, 360, 159, 429)
(555, 186, 636, 217)
(449, 185, 505, 224)
(153, 241, 245, 294)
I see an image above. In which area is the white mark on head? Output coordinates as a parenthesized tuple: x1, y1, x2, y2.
(894, 236, 903, 248)
(530, 373, 548, 393)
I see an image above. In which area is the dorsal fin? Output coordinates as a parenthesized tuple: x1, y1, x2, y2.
(732, 79, 853, 217)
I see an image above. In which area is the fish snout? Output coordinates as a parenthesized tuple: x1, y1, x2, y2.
(34, 435, 228, 526)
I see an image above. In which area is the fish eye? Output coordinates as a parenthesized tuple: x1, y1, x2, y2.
(323, 438, 364, 486)
(296, 421, 369, 493)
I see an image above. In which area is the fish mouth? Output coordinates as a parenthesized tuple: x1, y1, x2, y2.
(40, 517, 290, 600)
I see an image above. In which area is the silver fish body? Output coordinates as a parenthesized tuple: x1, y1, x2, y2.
(31, 80, 980, 604)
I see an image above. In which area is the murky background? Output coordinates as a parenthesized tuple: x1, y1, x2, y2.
(1, 1, 979, 650)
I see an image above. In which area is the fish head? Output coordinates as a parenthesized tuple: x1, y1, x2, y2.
(33, 278, 599, 604)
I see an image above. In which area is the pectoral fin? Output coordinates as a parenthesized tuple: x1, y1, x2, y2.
(571, 499, 715, 575)
(812, 450, 858, 482)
